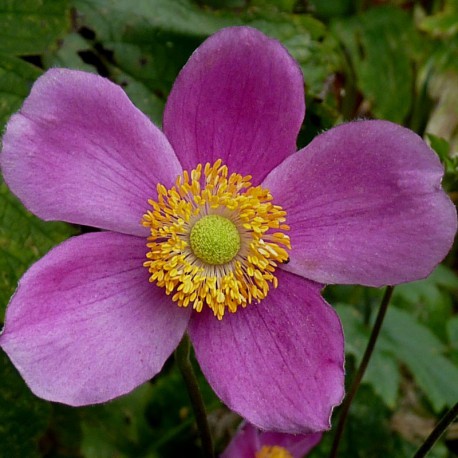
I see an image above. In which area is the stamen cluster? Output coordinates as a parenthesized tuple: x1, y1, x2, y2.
(256, 445, 294, 458)
(142, 160, 290, 319)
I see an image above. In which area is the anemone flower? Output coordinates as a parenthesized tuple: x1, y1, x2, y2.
(221, 422, 322, 458)
(0, 26, 456, 434)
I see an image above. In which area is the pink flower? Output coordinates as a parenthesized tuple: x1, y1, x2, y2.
(0, 27, 455, 433)
(221, 422, 322, 458)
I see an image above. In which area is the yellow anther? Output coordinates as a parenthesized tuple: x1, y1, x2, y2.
(256, 445, 294, 458)
(142, 160, 290, 319)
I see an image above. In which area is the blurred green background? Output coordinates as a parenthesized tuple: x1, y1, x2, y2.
(1, 0, 458, 456)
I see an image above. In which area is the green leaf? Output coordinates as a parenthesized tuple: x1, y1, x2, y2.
(335, 304, 369, 360)
(0, 54, 41, 131)
(197, 0, 247, 9)
(382, 307, 458, 411)
(393, 265, 458, 341)
(447, 316, 458, 366)
(336, 302, 458, 411)
(0, 352, 51, 457)
(331, 6, 423, 122)
(74, 0, 235, 42)
(363, 350, 400, 410)
(0, 179, 77, 318)
(448, 316, 458, 348)
(43, 32, 97, 73)
(0, 0, 70, 55)
(419, 0, 458, 38)
(426, 133, 451, 162)
(335, 304, 400, 408)
(428, 264, 458, 289)
(250, 0, 296, 12)
(73, 0, 207, 123)
(73, 0, 340, 120)
(303, 0, 354, 18)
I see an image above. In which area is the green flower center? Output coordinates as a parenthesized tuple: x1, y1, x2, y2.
(190, 214, 240, 265)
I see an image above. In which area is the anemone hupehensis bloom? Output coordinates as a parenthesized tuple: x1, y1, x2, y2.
(221, 422, 322, 458)
(0, 26, 456, 434)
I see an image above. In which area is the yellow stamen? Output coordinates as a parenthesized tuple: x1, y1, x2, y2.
(256, 445, 294, 458)
(142, 160, 290, 320)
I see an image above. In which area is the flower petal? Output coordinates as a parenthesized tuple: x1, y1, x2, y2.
(189, 270, 344, 433)
(0, 232, 190, 406)
(261, 429, 322, 458)
(1, 69, 181, 236)
(163, 26, 305, 185)
(264, 120, 457, 286)
(221, 422, 259, 458)
(221, 422, 322, 458)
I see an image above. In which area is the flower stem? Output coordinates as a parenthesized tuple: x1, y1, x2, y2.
(175, 335, 215, 458)
(413, 402, 458, 458)
(330, 285, 395, 458)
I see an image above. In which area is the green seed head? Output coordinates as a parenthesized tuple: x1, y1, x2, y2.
(190, 215, 241, 265)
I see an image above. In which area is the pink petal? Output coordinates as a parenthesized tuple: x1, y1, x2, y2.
(264, 120, 457, 286)
(222, 422, 322, 458)
(1, 69, 181, 236)
(163, 26, 305, 185)
(0, 232, 190, 406)
(261, 430, 322, 458)
(221, 422, 259, 458)
(189, 271, 344, 433)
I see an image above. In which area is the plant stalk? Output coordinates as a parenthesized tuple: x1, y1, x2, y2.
(413, 402, 458, 458)
(175, 335, 214, 458)
(330, 285, 395, 457)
